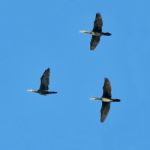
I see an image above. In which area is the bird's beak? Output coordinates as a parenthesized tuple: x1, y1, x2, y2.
(90, 96, 99, 101)
(79, 30, 90, 34)
(27, 89, 33, 92)
(79, 30, 86, 33)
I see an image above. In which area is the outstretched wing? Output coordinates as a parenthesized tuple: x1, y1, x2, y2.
(90, 13, 103, 50)
(102, 78, 112, 98)
(92, 13, 103, 33)
(39, 68, 50, 91)
(100, 102, 110, 122)
(90, 36, 100, 50)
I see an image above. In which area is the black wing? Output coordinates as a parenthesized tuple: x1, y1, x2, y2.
(102, 78, 112, 99)
(100, 102, 110, 122)
(39, 68, 50, 91)
(90, 13, 103, 50)
(90, 36, 100, 50)
(92, 13, 103, 33)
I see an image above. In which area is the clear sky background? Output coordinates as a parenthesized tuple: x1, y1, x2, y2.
(0, 0, 150, 150)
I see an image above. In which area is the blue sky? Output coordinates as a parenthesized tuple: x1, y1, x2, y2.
(0, 0, 150, 149)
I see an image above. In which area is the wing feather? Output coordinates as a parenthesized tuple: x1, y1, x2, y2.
(92, 13, 103, 33)
(100, 102, 110, 122)
(90, 13, 103, 50)
(102, 78, 112, 98)
(39, 68, 50, 91)
(90, 36, 100, 50)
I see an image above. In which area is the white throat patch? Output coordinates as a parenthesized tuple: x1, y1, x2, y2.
(101, 98, 112, 102)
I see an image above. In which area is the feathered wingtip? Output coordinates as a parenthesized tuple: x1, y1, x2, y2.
(96, 13, 101, 17)
(104, 77, 109, 81)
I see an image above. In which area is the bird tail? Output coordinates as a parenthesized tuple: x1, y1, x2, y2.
(49, 91, 58, 94)
(102, 32, 112, 36)
(111, 99, 121, 102)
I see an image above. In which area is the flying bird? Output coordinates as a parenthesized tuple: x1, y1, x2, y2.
(27, 68, 57, 95)
(90, 78, 120, 122)
(80, 13, 111, 50)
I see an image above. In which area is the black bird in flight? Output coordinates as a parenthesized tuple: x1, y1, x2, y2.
(80, 13, 111, 50)
(90, 78, 120, 122)
(27, 68, 57, 95)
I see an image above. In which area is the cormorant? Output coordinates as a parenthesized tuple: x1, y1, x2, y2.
(90, 78, 120, 122)
(27, 68, 57, 95)
(80, 13, 111, 50)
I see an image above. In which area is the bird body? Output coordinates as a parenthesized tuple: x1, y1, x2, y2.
(90, 78, 120, 122)
(80, 13, 111, 50)
(37, 90, 57, 95)
(27, 68, 57, 95)
(90, 97, 120, 102)
(101, 97, 112, 102)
